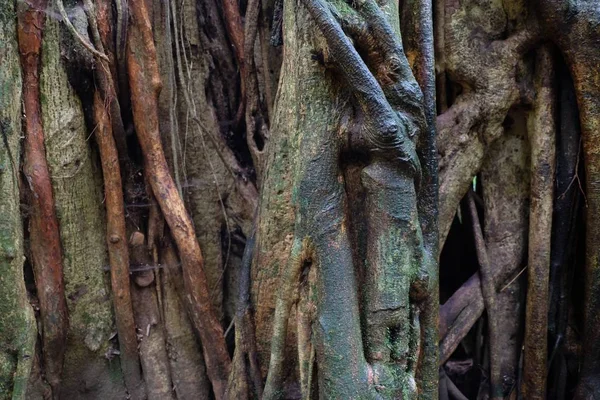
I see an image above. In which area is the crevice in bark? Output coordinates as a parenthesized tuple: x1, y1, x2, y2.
(547, 53, 582, 400)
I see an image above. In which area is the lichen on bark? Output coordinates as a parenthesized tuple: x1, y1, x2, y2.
(39, 11, 125, 399)
(0, 3, 37, 399)
(253, 0, 437, 396)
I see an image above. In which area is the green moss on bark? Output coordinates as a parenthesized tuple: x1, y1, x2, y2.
(0, 3, 37, 399)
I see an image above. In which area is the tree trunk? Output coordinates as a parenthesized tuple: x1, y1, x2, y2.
(0, 3, 37, 398)
(0, 0, 599, 398)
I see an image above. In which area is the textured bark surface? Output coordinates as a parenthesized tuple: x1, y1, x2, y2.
(480, 111, 530, 399)
(39, 13, 126, 399)
(92, 91, 143, 399)
(1, 0, 599, 398)
(522, 46, 556, 400)
(17, 1, 69, 394)
(127, 0, 231, 396)
(0, 3, 37, 399)
(437, 0, 536, 245)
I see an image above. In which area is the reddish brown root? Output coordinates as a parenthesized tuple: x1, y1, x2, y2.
(93, 92, 146, 398)
(17, 1, 68, 394)
(127, 0, 231, 397)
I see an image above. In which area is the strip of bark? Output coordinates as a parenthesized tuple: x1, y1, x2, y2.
(91, 3, 145, 395)
(226, 220, 262, 399)
(547, 59, 581, 400)
(94, 0, 130, 116)
(221, 0, 245, 65)
(221, 0, 247, 124)
(244, 0, 269, 180)
(522, 45, 556, 400)
(92, 92, 146, 398)
(439, 274, 484, 364)
(401, 0, 439, 396)
(467, 191, 508, 399)
(532, 2, 600, 395)
(127, 0, 231, 397)
(91, 0, 130, 171)
(17, 1, 68, 394)
(129, 231, 175, 400)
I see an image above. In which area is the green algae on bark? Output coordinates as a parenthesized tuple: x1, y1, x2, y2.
(0, 2, 37, 398)
(40, 11, 126, 399)
(255, 0, 435, 395)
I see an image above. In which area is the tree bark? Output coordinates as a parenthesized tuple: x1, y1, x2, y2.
(127, 0, 231, 396)
(92, 91, 145, 398)
(522, 45, 556, 400)
(0, 3, 37, 398)
(0, 0, 598, 398)
(17, 1, 68, 394)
